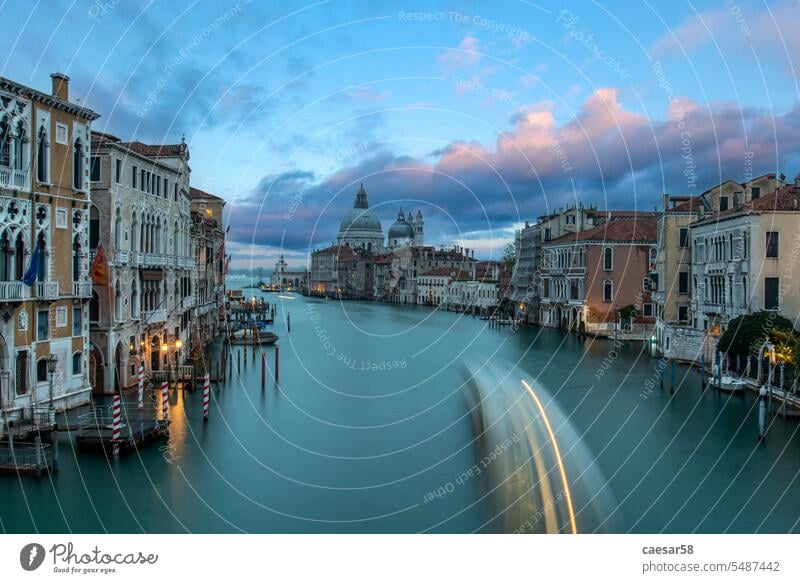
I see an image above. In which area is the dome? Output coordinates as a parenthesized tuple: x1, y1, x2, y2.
(339, 207, 383, 236)
(388, 220, 414, 240)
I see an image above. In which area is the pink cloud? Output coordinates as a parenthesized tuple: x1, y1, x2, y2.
(438, 35, 482, 71)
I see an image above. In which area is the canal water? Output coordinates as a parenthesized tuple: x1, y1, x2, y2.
(2, 291, 800, 533)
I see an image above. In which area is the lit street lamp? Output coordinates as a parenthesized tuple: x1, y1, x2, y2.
(47, 353, 58, 426)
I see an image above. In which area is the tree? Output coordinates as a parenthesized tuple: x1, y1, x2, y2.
(717, 311, 796, 358)
(502, 242, 516, 270)
(617, 304, 639, 320)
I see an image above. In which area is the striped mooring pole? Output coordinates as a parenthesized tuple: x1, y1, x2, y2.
(203, 373, 210, 422)
(112, 394, 122, 456)
(137, 362, 145, 412)
(161, 381, 169, 422)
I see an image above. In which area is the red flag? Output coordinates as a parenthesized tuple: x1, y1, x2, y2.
(90, 244, 109, 286)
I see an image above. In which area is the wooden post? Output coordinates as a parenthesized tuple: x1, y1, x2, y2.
(238, 349, 241, 374)
(35, 435, 42, 478)
(51, 432, 59, 471)
(275, 345, 279, 382)
(261, 352, 266, 389)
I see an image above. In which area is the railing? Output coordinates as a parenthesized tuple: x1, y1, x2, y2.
(34, 281, 59, 300)
(114, 250, 129, 264)
(141, 308, 167, 323)
(0, 441, 52, 474)
(0, 281, 28, 301)
(72, 281, 93, 298)
(0, 167, 27, 189)
(181, 296, 195, 309)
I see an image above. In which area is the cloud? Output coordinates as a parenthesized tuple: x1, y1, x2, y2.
(650, 1, 800, 73)
(224, 87, 800, 264)
(437, 35, 482, 71)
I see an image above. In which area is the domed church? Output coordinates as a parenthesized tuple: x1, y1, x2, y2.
(337, 183, 385, 251)
(337, 182, 425, 251)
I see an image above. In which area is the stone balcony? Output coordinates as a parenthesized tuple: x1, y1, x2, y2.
(72, 280, 93, 298)
(0, 167, 27, 189)
(34, 281, 59, 300)
(141, 308, 167, 324)
(0, 281, 28, 301)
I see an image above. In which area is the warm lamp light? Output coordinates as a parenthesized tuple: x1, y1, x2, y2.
(175, 339, 183, 349)
(161, 343, 168, 352)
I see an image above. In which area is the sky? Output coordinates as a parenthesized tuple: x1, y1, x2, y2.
(2, 0, 799, 267)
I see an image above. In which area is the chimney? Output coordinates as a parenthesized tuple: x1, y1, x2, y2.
(663, 193, 669, 210)
(51, 72, 70, 101)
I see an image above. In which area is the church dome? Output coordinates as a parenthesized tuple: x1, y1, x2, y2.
(337, 183, 383, 249)
(388, 207, 414, 240)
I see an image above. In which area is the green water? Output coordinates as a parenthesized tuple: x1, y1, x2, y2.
(1, 292, 799, 533)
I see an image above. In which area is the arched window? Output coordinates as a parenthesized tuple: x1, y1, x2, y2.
(114, 207, 122, 250)
(37, 126, 49, 183)
(131, 211, 138, 252)
(742, 275, 748, 307)
(73, 138, 84, 189)
(0, 230, 10, 281)
(603, 280, 613, 302)
(114, 280, 121, 321)
(72, 352, 82, 376)
(603, 247, 613, 271)
(14, 233, 25, 280)
(89, 205, 100, 250)
(13, 121, 26, 171)
(131, 279, 139, 318)
(36, 232, 47, 281)
(72, 237, 81, 282)
(0, 116, 10, 167)
(90, 290, 100, 322)
(36, 357, 48, 383)
(15, 351, 28, 395)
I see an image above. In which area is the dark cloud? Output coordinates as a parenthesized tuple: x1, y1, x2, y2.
(225, 88, 800, 259)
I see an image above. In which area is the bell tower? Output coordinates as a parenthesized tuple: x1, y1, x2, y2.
(414, 210, 424, 246)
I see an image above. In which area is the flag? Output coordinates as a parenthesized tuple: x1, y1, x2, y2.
(90, 244, 109, 286)
(21, 244, 40, 287)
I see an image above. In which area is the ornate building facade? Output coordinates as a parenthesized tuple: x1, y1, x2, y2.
(0, 73, 99, 431)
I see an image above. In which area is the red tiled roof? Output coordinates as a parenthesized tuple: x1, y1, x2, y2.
(91, 130, 120, 143)
(421, 267, 465, 277)
(668, 196, 704, 213)
(546, 215, 657, 245)
(694, 184, 800, 224)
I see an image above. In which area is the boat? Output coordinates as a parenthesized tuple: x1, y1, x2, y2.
(718, 375, 747, 393)
(229, 329, 279, 346)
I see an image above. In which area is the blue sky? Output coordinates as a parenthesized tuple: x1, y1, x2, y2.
(3, 0, 799, 267)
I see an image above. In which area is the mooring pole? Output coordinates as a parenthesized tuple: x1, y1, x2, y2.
(261, 352, 266, 390)
(35, 434, 42, 478)
(758, 386, 767, 440)
(238, 349, 241, 374)
(700, 353, 705, 390)
(275, 345, 280, 382)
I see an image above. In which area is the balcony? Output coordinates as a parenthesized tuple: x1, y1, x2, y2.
(114, 250, 129, 265)
(34, 281, 59, 300)
(180, 296, 195, 309)
(0, 281, 28, 301)
(141, 308, 167, 324)
(72, 280, 93, 298)
(0, 167, 27, 189)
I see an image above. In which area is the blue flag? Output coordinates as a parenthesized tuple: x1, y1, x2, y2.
(22, 245, 40, 287)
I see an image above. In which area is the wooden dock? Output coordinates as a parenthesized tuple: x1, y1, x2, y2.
(73, 405, 169, 455)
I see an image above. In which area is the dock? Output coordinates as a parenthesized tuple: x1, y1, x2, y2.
(73, 404, 169, 455)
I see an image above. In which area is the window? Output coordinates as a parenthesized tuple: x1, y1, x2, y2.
(115, 159, 122, 183)
(719, 196, 729, 211)
(678, 271, 689, 294)
(566, 214, 575, 225)
(751, 186, 761, 200)
(643, 303, 653, 317)
(603, 280, 613, 302)
(37, 310, 49, 340)
(73, 307, 82, 336)
(36, 126, 49, 183)
(73, 138, 84, 189)
(766, 232, 779, 258)
(679, 227, 689, 248)
(56, 306, 67, 327)
(603, 247, 613, 271)
(678, 305, 689, 322)
(164, 178, 168, 198)
(36, 358, 48, 383)
(72, 352, 82, 376)
(90, 156, 101, 182)
(132, 165, 138, 189)
(15, 351, 28, 395)
(55, 123, 68, 145)
(765, 277, 780, 310)
(56, 207, 68, 229)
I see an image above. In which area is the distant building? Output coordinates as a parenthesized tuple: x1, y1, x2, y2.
(337, 183, 384, 251)
(270, 254, 308, 291)
(387, 208, 424, 249)
(540, 215, 657, 337)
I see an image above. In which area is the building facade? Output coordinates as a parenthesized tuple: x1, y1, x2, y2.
(88, 132, 195, 393)
(0, 73, 99, 430)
